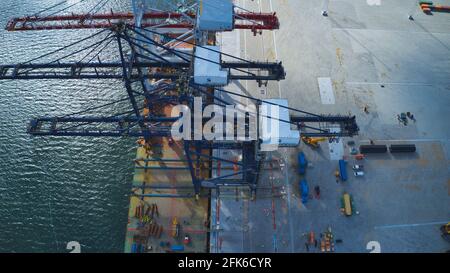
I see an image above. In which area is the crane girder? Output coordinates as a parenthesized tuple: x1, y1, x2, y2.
(0, 61, 285, 82)
(5, 11, 280, 34)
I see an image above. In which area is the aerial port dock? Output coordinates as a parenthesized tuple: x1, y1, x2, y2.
(0, 0, 448, 253)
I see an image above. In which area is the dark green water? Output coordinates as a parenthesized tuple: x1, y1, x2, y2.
(0, 0, 140, 252)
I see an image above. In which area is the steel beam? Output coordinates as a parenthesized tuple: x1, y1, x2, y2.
(0, 61, 285, 82)
(5, 11, 280, 32)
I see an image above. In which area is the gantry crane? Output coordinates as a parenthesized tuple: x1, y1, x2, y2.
(0, 0, 359, 197)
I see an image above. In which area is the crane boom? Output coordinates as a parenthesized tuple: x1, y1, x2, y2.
(5, 11, 279, 33)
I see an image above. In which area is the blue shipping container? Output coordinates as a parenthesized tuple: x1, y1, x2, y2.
(171, 245, 185, 252)
(339, 159, 347, 181)
(299, 179, 309, 204)
(298, 152, 307, 175)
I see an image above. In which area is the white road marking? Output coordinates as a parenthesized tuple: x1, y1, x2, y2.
(367, 0, 382, 6)
(374, 221, 448, 230)
(346, 81, 435, 87)
(318, 77, 336, 104)
(333, 27, 450, 36)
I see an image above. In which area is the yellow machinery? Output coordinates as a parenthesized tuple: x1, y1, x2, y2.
(302, 137, 326, 148)
(320, 227, 335, 252)
(341, 193, 353, 216)
(172, 217, 180, 238)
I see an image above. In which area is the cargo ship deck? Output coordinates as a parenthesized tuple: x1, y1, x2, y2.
(124, 105, 211, 253)
(124, 1, 212, 253)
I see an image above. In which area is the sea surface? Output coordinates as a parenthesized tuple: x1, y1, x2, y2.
(0, 0, 166, 252)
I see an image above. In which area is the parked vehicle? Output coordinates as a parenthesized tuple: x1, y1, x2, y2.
(298, 152, 307, 175)
(341, 193, 355, 216)
(299, 179, 309, 204)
